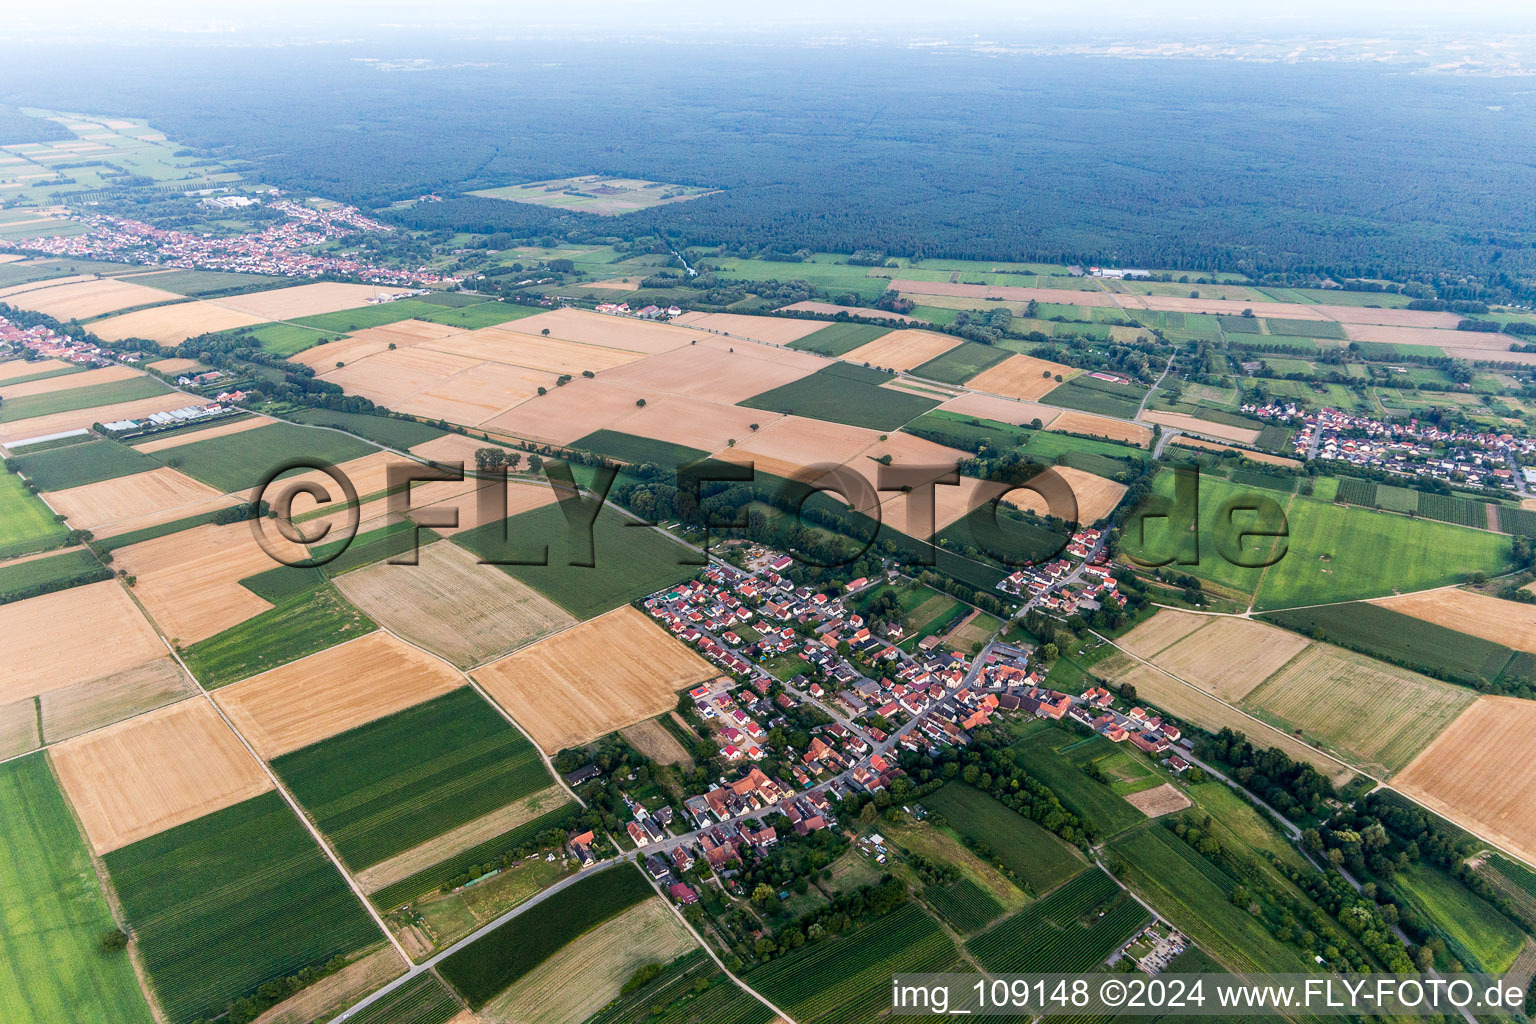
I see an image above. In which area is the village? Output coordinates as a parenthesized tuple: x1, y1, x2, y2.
(1247, 401, 1536, 490)
(558, 538, 1193, 914)
(19, 198, 456, 287)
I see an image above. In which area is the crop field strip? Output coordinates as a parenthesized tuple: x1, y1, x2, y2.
(925, 877, 1006, 934)
(271, 686, 556, 873)
(0, 373, 170, 423)
(585, 949, 773, 1024)
(789, 321, 892, 356)
(437, 863, 653, 1008)
(0, 545, 110, 604)
(341, 973, 463, 1024)
(10, 436, 159, 489)
(920, 781, 1086, 893)
(739, 362, 938, 430)
(103, 791, 384, 1024)
(0, 469, 69, 558)
(967, 868, 1149, 974)
(745, 902, 961, 1024)
(0, 753, 154, 1024)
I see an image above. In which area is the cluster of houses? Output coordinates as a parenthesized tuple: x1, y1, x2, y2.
(996, 527, 1117, 615)
(594, 301, 684, 319)
(21, 199, 456, 287)
(1074, 687, 1188, 766)
(1260, 404, 1535, 489)
(0, 315, 111, 366)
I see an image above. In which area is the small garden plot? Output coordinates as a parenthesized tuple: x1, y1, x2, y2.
(272, 687, 556, 873)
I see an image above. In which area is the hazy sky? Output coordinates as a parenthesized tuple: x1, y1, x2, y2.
(9, 0, 1536, 41)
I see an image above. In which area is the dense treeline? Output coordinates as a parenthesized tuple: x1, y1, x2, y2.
(12, 43, 1536, 298)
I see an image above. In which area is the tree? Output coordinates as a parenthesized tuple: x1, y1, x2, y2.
(475, 447, 507, 472)
(1042, 642, 1059, 661)
(527, 454, 543, 473)
(751, 883, 775, 906)
(101, 928, 128, 954)
(541, 328, 551, 336)
(636, 398, 647, 407)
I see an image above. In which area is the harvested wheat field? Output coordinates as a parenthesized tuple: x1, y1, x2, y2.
(39, 657, 197, 745)
(427, 328, 642, 375)
(1242, 644, 1475, 777)
(1117, 608, 1215, 659)
(0, 392, 210, 444)
(1098, 652, 1355, 785)
(211, 283, 392, 320)
(776, 301, 929, 324)
(5, 277, 182, 320)
(583, 277, 641, 291)
(967, 353, 1078, 400)
(145, 357, 204, 375)
(482, 898, 696, 1024)
(132, 414, 270, 453)
(711, 414, 881, 481)
(1311, 305, 1461, 329)
(1372, 589, 1536, 654)
(0, 363, 141, 400)
(44, 466, 235, 534)
(600, 335, 825, 404)
(0, 356, 73, 384)
(474, 605, 716, 753)
(889, 280, 1116, 305)
(1168, 436, 1300, 468)
(621, 718, 694, 768)
(321, 345, 482, 408)
(938, 391, 1060, 427)
(52, 699, 272, 854)
(333, 541, 575, 668)
(0, 581, 166, 703)
(356, 786, 568, 894)
(91, 300, 266, 344)
(0, 698, 38, 760)
(1132, 294, 1327, 319)
(394, 360, 561, 426)
(214, 631, 466, 758)
(842, 329, 959, 371)
(1142, 411, 1260, 444)
(1342, 323, 1477, 349)
(484, 376, 680, 446)
(1394, 696, 1536, 864)
(835, 432, 969, 518)
(1153, 617, 1310, 702)
(410, 432, 503, 465)
(498, 308, 698, 354)
(253, 947, 406, 1024)
(1125, 783, 1192, 818)
(290, 320, 465, 371)
(373, 474, 552, 536)
(1045, 410, 1152, 447)
(1026, 465, 1127, 525)
(604, 391, 773, 453)
(112, 520, 311, 644)
(670, 311, 828, 345)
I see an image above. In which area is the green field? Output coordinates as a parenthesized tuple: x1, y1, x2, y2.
(0, 470, 69, 557)
(438, 864, 654, 1008)
(924, 877, 1006, 934)
(904, 409, 1034, 452)
(0, 375, 170, 423)
(152, 421, 378, 493)
(745, 902, 960, 1024)
(1123, 469, 1511, 609)
(789, 321, 893, 356)
(0, 754, 154, 1024)
(711, 256, 889, 300)
(180, 583, 376, 686)
(343, 974, 462, 1024)
(1010, 728, 1145, 837)
(104, 791, 382, 1024)
(274, 688, 555, 870)
(0, 546, 109, 604)
(1040, 377, 1146, 419)
(909, 341, 1011, 384)
(240, 322, 345, 356)
(1109, 826, 1316, 974)
(1259, 602, 1520, 688)
(1392, 862, 1527, 974)
(12, 437, 159, 490)
(289, 299, 449, 333)
(414, 300, 542, 329)
(967, 868, 1148, 973)
(285, 408, 446, 449)
(739, 363, 938, 430)
(454, 503, 697, 620)
(570, 429, 709, 468)
(921, 782, 1086, 893)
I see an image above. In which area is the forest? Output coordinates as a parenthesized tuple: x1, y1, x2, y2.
(4, 40, 1536, 295)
